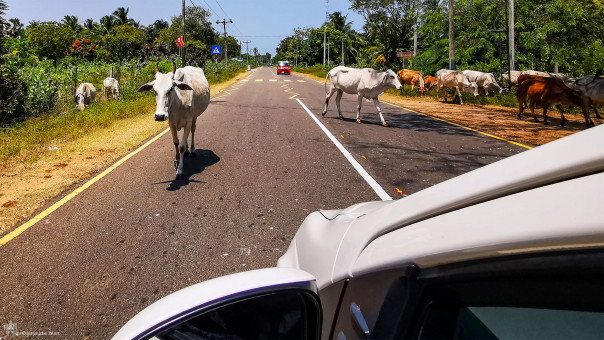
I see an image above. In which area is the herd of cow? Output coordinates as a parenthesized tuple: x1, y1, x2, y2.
(69, 62, 602, 180)
(396, 68, 603, 127)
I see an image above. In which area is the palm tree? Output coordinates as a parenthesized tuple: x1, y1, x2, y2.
(329, 12, 353, 35)
(0, 0, 8, 36)
(112, 7, 135, 26)
(100, 15, 115, 34)
(62, 15, 81, 33)
(8, 18, 23, 38)
(83, 18, 95, 31)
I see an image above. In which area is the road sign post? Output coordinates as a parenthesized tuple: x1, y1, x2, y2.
(212, 45, 221, 80)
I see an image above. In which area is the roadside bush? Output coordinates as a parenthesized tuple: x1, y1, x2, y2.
(0, 59, 28, 125)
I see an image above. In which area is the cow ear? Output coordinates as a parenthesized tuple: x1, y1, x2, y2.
(137, 82, 154, 93)
(174, 81, 193, 91)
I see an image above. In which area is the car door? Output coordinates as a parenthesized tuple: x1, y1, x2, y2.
(327, 249, 603, 339)
(112, 268, 322, 340)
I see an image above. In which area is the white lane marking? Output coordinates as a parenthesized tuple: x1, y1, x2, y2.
(297, 80, 306, 83)
(296, 99, 392, 201)
(268, 67, 276, 76)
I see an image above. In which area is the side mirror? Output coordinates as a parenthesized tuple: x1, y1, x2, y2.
(112, 268, 321, 340)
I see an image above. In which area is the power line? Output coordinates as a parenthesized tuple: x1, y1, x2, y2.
(213, 0, 244, 37)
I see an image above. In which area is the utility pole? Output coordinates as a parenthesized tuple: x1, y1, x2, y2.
(216, 19, 233, 68)
(182, 0, 186, 66)
(448, 0, 455, 70)
(323, 28, 326, 65)
(413, 28, 417, 57)
(508, 0, 515, 72)
(242, 40, 251, 68)
(323, 0, 329, 66)
(341, 38, 344, 65)
(327, 36, 330, 64)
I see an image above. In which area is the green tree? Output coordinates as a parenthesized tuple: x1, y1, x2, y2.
(144, 19, 169, 45)
(26, 22, 74, 61)
(5, 18, 23, 38)
(97, 25, 145, 62)
(99, 15, 116, 34)
(157, 6, 218, 55)
(350, 0, 422, 65)
(62, 15, 81, 34)
(112, 7, 136, 26)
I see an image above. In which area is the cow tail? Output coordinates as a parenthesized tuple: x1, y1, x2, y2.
(324, 72, 330, 95)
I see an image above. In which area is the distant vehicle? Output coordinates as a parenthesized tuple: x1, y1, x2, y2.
(277, 60, 291, 75)
(113, 125, 604, 340)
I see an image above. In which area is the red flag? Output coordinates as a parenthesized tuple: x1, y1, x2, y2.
(175, 36, 184, 48)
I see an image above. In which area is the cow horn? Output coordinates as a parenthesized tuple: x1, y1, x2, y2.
(171, 60, 176, 73)
(154, 61, 160, 74)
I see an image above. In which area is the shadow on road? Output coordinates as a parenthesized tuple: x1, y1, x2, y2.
(323, 110, 478, 137)
(153, 149, 221, 191)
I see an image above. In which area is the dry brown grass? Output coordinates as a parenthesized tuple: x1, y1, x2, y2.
(0, 71, 251, 235)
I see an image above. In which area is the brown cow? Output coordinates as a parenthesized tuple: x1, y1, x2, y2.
(423, 75, 437, 91)
(397, 69, 425, 96)
(516, 75, 592, 127)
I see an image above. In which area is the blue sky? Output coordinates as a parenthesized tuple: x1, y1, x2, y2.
(4, 0, 365, 55)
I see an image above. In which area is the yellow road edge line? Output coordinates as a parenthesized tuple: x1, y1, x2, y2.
(385, 101, 533, 150)
(288, 93, 300, 99)
(0, 128, 171, 247)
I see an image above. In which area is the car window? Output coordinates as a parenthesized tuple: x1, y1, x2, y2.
(279, 61, 290, 66)
(419, 305, 603, 340)
(409, 251, 604, 340)
(147, 290, 321, 340)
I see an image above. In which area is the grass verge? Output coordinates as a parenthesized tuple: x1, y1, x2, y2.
(0, 70, 250, 235)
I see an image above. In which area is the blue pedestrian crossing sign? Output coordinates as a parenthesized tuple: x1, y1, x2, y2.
(211, 45, 221, 55)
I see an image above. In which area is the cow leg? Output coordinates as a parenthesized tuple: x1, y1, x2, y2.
(373, 97, 388, 127)
(322, 87, 338, 116)
(530, 102, 540, 122)
(556, 104, 567, 127)
(594, 105, 602, 119)
(542, 106, 549, 125)
(335, 90, 344, 120)
(170, 127, 180, 171)
(188, 117, 198, 158)
(175, 125, 192, 180)
(517, 97, 524, 120)
(356, 94, 363, 124)
(582, 99, 595, 127)
(455, 87, 464, 105)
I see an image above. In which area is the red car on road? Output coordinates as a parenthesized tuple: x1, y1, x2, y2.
(277, 61, 291, 75)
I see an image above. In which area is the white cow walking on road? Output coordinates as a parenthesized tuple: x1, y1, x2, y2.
(322, 66, 402, 127)
(137, 61, 211, 180)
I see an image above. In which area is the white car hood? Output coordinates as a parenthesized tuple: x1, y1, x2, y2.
(279, 125, 604, 289)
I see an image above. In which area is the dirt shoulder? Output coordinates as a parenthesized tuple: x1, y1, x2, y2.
(0, 71, 252, 235)
(295, 71, 600, 147)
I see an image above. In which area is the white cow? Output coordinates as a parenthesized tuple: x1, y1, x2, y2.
(137, 61, 211, 180)
(501, 71, 523, 86)
(435, 69, 478, 104)
(75, 83, 96, 111)
(103, 77, 120, 100)
(322, 66, 402, 127)
(503, 70, 555, 86)
(462, 70, 502, 96)
(570, 75, 604, 121)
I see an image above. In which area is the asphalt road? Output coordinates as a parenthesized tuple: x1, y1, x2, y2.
(0, 66, 525, 339)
